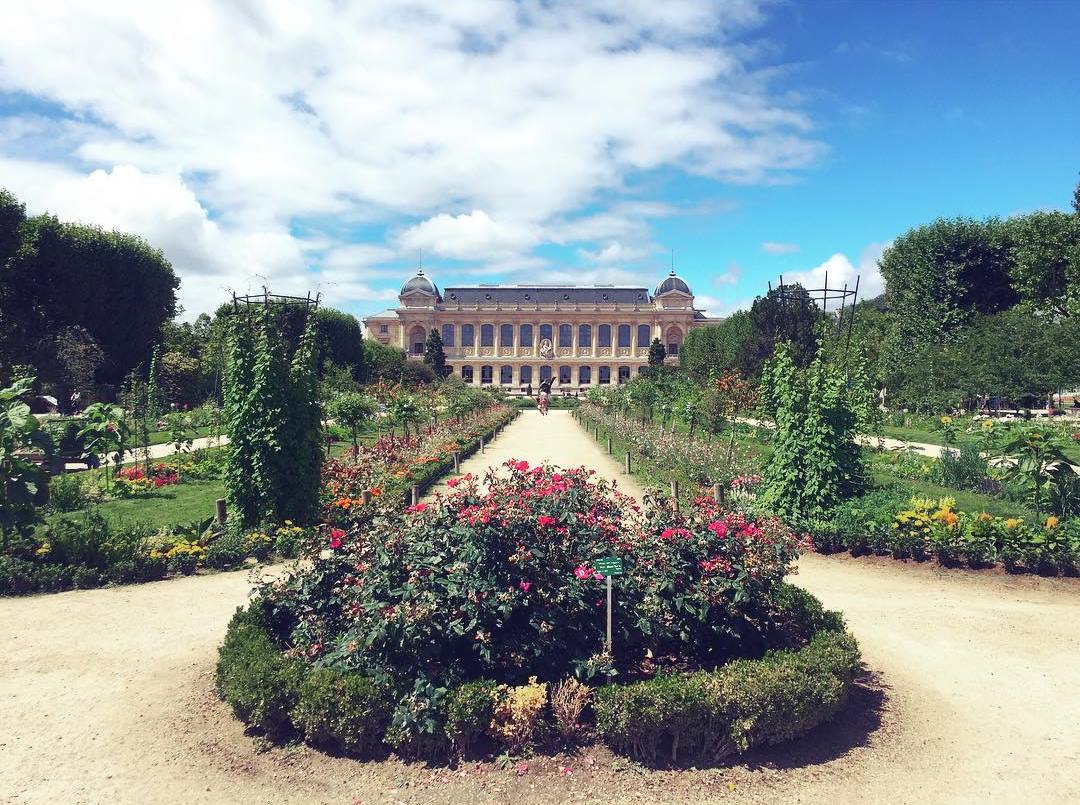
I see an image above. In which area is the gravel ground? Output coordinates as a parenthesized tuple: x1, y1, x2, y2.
(3, 410, 1079, 805)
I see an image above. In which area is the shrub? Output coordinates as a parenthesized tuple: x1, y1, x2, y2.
(490, 677, 549, 754)
(204, 526, 246, 570)
(445, 680, 500, 754)
(215, 602, 305, 736)
(933, 443, 988, 490)
(48, 473, 89, 513)
(550, 677, 592, 742)
(594, 630, 860, 765)
(0, 556, 36, 595)
(291, 668, 393, 756)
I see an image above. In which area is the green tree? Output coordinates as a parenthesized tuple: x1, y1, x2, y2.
(327, 391, 377, 454)
(78, 402, 129, 491)
(423, 328, 448, 377)
(679, 311, 752, 380)
(740, 284, 820, 377)
(1007, 210, 1080, 318)
(314, 308, 365, 381)
(647, 337, 666, 367)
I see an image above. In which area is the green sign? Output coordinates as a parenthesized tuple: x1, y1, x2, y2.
(594, 557, 623, 577)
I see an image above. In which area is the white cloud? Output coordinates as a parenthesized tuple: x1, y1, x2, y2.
(0, 1, 821, 315)
(711, 262, 742, 286)
(577, 242, 653, 265)
(762, 241, 800, 254)
(782, 242, 889, 305)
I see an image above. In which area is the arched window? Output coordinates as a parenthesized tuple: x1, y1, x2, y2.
(558, 324, 572, 347)
(539, 324, 553, 343)
(461, 323, 475, 347)
(618, 366, 631, 383)
(637, 324, 651, 348)
(617, 324, 631, 348)
(539, 365, 552, 384)
(500, 323, 514, 347)
(665, 326, 684, 356)
(579, 365, 591, 385)
(480, 365, 493, 384)
(578, 324, 592, 347)
(409, 325, 426, 355)
(500, 365, 513, 384)
(598, 366, 611, 384)
(559, 365, 572, 384)
(442, 323, 455, 347)
(519, 324, 533, 347)
(520, 365, 533, 385)
(598, 324, 612, 347)
(461, 365, 474, 383)
(480, 324, 494, 347)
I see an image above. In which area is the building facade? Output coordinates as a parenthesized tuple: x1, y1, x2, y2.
(363, 270, 715, 390)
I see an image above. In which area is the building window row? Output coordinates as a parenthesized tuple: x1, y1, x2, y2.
(432, 323, 657, 349)
(458, 364, 644, 385)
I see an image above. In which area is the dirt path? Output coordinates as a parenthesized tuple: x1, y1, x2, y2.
(3, 410, 1079, 804)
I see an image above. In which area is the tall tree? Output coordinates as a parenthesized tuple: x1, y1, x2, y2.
(679, 311, 752, 380)
(647, 337, 666, 367)
(1007, 211, 1080, 318)
(314, 307, 365, 381)
(423, 328, 448, 377)
(739, 283, 820, 377)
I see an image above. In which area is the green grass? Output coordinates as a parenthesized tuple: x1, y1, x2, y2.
(869, 468, 1037, 520)
(46, 479, 226, 530)
(882, 424, 1080, 464)
(143, 425, 214, 446)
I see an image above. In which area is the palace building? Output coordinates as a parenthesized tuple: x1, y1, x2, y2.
(363, 269, 716, 390)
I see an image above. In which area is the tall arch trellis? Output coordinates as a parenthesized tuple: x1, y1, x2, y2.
(223, 289, 323, 527)
(769, 272, 861, 369)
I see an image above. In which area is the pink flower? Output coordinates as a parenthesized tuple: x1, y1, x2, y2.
(406, 503, 429, 513)
(537, 514, 557, 528)
(707, 520, 728, 539)
(514, 460, 530, 471)
(447, 477, 460, 488)
(592, 571, 604, 581)
(519, 580, 532, 592)
(328, 528, 345, 550)
(573, 564, 592, 580)
(514, 762, 529, 776)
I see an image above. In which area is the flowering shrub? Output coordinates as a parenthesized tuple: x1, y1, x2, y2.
(112, 463, 180, 497)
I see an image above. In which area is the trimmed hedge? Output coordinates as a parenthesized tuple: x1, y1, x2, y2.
(593, 629, 860, 764)
(215, 590, 861, 764)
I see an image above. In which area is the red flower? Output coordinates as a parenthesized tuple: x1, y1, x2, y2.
(573, 564, 592, 580)
(329, 528, 345, 550)
(707, 520, 728, 539)
(406, 503, 429, 513)
(514, 460, 530, 471)
(537, 514, 557, 528)
(519, 580, 532, 592)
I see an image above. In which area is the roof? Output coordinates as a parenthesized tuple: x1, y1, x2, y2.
(364, 309, 398, 320)
(441, 285, 651, 305)
(654, 271, 691, 295)
(400, 270, 440, 299)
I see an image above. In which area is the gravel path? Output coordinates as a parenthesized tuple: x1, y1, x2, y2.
(3, 410, 1079, 804)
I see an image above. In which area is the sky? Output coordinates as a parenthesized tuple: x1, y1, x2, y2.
(1, 0, 1078, 320)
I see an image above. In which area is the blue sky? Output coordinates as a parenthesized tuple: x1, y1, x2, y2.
(0, 0, 1077, 318)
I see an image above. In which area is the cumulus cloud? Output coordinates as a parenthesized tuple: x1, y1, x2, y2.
(0, 0, 821, 316)
(762, 241, 800, 254)
(711, 263, 742, 286)
(781, 242, 889, 304)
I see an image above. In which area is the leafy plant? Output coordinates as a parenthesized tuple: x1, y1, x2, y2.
(0, 377, 51, 537)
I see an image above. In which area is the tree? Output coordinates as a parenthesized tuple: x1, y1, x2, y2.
(423, 328, 448, 377)
(158, 351, 203, 407)
(0, 188, 25, 270)
(647, 337, 666, 367)
(1073, 172, 1080, 215)
(0, 207, 178, 391)
(52, 325, 105, 410)
(1007, 211, 1080, 318)
(740, 284, 820, 377)
(0, 376, 50, 538)
(679, 311, 752, 380)
(363, 339, 409, 383)
(327, 391, 377, 454)
(314, 308, 365, 381)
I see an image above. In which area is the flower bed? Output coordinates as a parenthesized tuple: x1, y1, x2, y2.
(217, 461, 860, 764)
(809, 491, 1080, 576)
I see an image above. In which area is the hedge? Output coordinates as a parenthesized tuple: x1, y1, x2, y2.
(215, 591, 860, 764)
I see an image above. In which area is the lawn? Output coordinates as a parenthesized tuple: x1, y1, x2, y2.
(882, 423, 1080, 464)
(46, 479, 227, 530)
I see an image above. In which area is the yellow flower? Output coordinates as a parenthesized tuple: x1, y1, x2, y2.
(1005, 518, 1021, 530)
(940, 415, 953, 425)
(981, 420, 994, 432)
(977, 512, 992, 522)
(1045, 516, 1060, 530)
(35, 542, 51, 557)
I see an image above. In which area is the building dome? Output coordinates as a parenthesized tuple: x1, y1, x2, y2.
(400, 269, 440, 299)
(654, 271, 691, 296)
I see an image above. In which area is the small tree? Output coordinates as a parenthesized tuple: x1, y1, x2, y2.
(423, 328, 448, 378)
(648, 337, 666, 367)
(78, 402, 129, 492)
(327, 391, 377, 455)
(390, 392, 426, 438)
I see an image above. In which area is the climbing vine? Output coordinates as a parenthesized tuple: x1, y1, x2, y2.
(223, 302, 322, 527)
(759, 343, 866, 526)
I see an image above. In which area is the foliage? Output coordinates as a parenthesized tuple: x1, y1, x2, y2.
(326, 392, 377, 453)
(679, 311, 752, 381)
(423, 328, 448, 378)
(223, 307, 322, 527)
(740, 284, 820, 378)
(550, 676, 593, 742)
(0, 377, 51, 537)
(78, 402, 130, 491)
(647, 337, 666, 367)
(996, 423, 1078, 514)
(1006, 210, 1080, 318)
(313, 308, 366, 382)
(0, 198, 178, 396)
(292, 668, 393, 755)
(592, 629, 860, 765)
(759, 345, 866, 525)
(490, 677, 549, 753)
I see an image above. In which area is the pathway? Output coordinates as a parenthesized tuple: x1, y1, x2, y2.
(63, 434, 229, 472)
(2, 410, 1079, 804)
